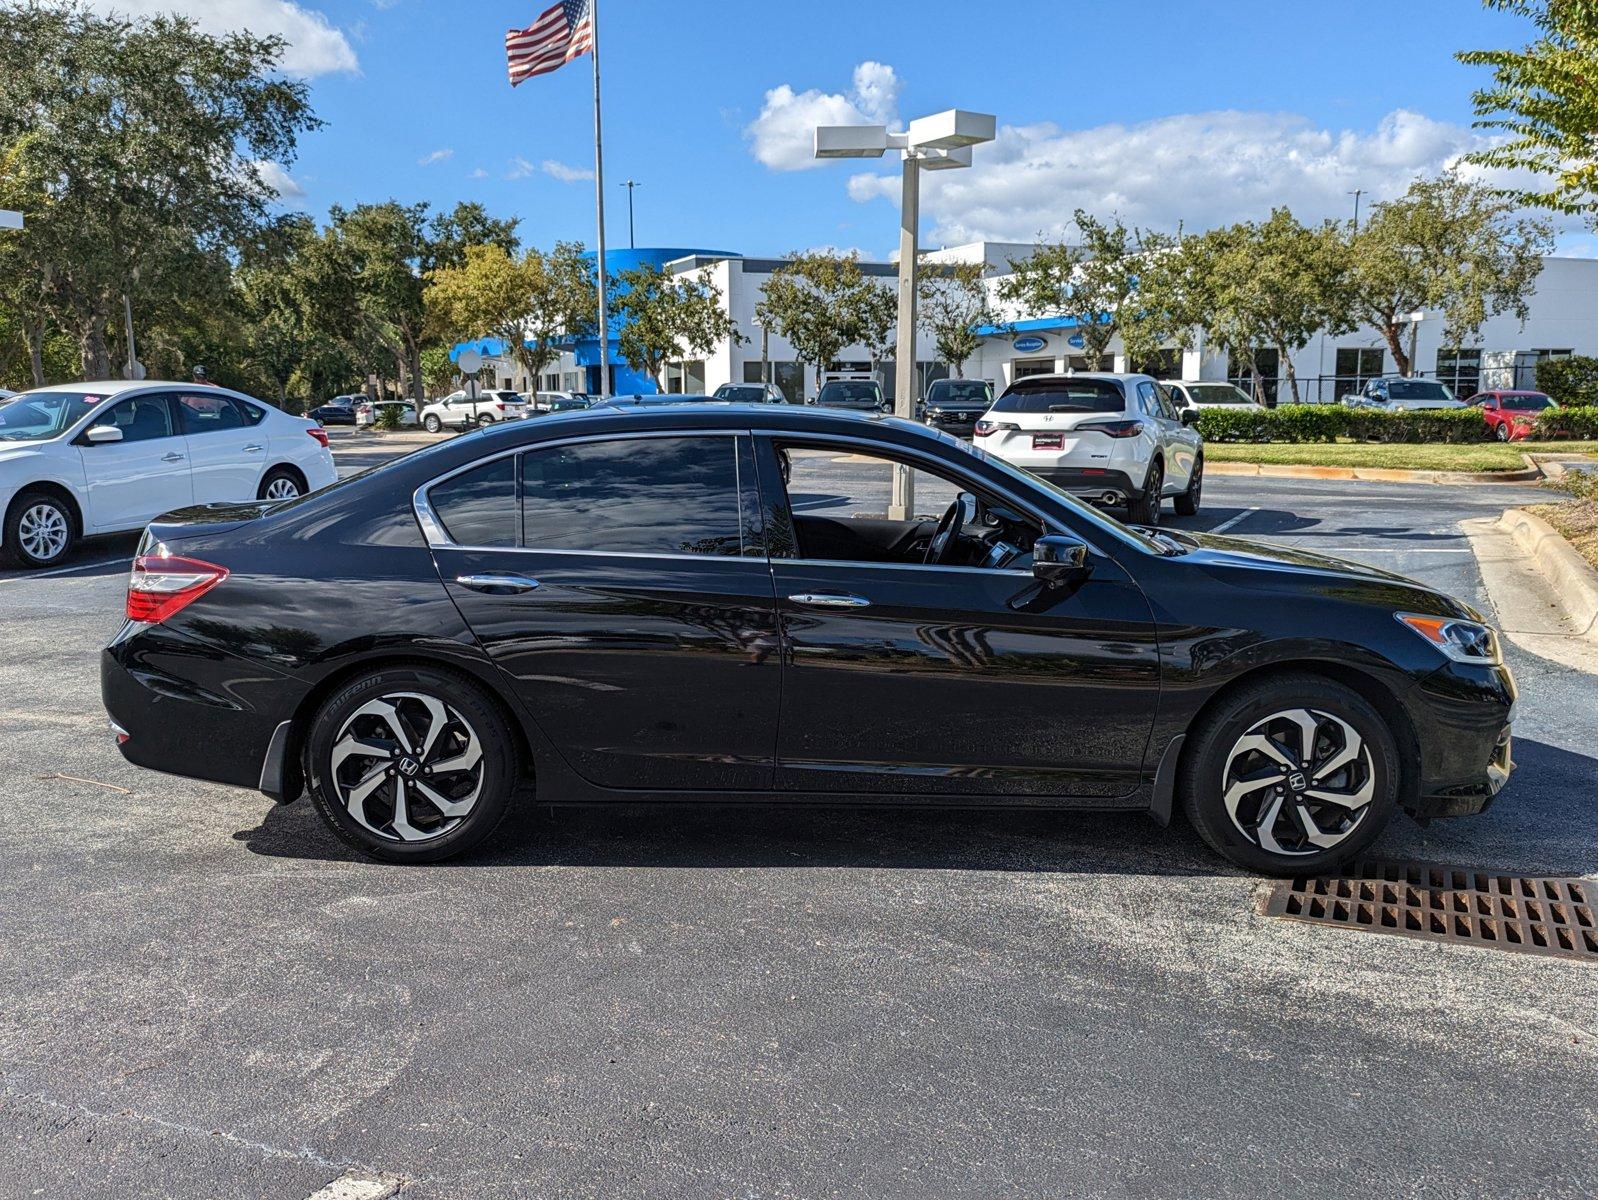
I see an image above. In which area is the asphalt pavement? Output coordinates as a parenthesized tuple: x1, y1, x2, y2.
(1, 440, 1594, 1200)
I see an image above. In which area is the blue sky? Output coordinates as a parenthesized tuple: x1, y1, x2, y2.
(100, 0, 1565, 255)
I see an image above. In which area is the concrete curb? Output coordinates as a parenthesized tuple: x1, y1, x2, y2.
(1495, 507, 1598, 639)
(1207, 455, 1544, 485)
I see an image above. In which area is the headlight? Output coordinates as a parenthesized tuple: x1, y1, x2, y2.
(1396, 612, 1502, 665)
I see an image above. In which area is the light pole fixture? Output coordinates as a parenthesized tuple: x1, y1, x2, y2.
(815, 109, 995, 519)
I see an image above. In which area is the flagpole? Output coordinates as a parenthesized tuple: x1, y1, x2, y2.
(589, 0, 610, 397)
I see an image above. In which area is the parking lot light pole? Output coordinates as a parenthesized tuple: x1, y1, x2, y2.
(816, 110, 995, 519)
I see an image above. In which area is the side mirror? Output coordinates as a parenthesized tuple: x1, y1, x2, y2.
(85, 424, 124, 444)
(1179, 407, 1198, 425)
(1033, 535, 1092, 587)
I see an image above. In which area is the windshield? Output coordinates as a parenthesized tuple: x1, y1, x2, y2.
(818, 382, 881, 403)
(928, 380, 991, 404)
(1501, 393, 1553, 411)
(0, 391, 103, 442)
(992, 379, 1124, 414)
(1190, 384, 1254, 405)
(1389, 380, 1453, 401)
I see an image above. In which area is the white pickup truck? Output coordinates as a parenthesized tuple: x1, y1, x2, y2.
(419, 388, 528, 432)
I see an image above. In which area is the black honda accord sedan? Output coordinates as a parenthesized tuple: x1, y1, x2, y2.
(102, 405, 1515, 873)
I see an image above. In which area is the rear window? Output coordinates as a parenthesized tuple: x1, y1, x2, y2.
(428, 457, 517, 547)
(818, 382, 881, 403)
(992, 379, 1125, 414)
(1389, 380, 1452, 401)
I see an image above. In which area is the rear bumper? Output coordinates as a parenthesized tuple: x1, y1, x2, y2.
(1404, 661, 1517, 820)
(101, 623, 299, 793)
(1030, 467, 1143, 503)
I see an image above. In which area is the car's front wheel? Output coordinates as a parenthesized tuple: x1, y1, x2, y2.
(1180, 673, 1399, 874)
(4, 491, 76, 569)
(422, 413, 442, 433)
(303, 665, 521, 862)
(1494, 422, 1510, 442)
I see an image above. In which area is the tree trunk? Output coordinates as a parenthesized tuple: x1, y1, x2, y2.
(79, 310, 111, 380)
(25, 315, 45, 388)
(1280, 350, 1301, 404)
(409, 345, 425, 403)
(1380, 323, 1412, 377)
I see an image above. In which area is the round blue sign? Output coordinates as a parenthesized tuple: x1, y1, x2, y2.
(1012, 335, 1048, 354)
(1067, 333, 1086, 349)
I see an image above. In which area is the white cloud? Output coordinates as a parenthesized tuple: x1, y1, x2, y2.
(745, 61, 902, 172)
(83, 0, 357, 76)
(469, 167, 488, 180)
(506, 156, 536, 180)
(542, 159, 594, 183)
(846, 107, 1521, 244)
(418, 148, 453, 167)
(253, 159, 306, 199)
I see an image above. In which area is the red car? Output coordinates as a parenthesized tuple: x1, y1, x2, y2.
(1475, 390, 1555, 441)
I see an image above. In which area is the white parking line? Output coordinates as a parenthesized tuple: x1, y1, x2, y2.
(305, 1171, 403, 1200)
(0, 557, 127, 584)
(1208, 507, 1258, 534)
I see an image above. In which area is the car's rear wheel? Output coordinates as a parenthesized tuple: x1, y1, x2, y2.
(304, 665, 520, 862)
(4, 491, 75, 569)
(1174, 454, 1203, 516)
(1128, 460, 1162, 526)
(423, 413, 442, 433)
(476, 414, 494, 427)
(258, 468, 304, 502)
(1180, 673, 1399, 874)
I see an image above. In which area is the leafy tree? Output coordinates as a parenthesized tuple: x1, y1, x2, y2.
(852, 280, 898, 376)
(1348, 173, 1552, 377)
(610, 262, 744, 390)
(1179, 210, 1354, 402)
(420, 346, 456, 396)
(755, 251, 873, 394)
(997, 211, 1179, 369)
(918, 261, 993, 378)
(1459, 1, 1598, 223)
(1534, 353, 1598, 405)
(0, 2, 318, 378)
(425, 241, 594, 387)
(315, 202, 432, 401)
(425, 202, 521, 274)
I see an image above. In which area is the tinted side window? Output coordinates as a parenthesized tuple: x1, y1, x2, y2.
(175, 391, 247, 433)
(522, 436, 744, 556)
(97, 396, 176, 443)
(429, 457, 518, 547)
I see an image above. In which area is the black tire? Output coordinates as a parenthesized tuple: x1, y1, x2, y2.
(1494, 423, 1510, 442)
(1179, 672, 1400, 875)
(3, 490, 76, 569)
(1174, 454, 1203, 516)
(303, 665, 521, 863)
(257, 467, 304, 502)
(1127, 460, 1162, 526)
(476, 413, 494, 427)
(423, 413, 442, 433)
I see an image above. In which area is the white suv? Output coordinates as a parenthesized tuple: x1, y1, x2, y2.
(973, 373, 1203, 525)
(419, 389, 527, 432)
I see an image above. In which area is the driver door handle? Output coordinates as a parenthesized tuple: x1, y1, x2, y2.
(788, 593, 871, 608)
(456, 573, 540, 594)
(161, 452, 185, 463)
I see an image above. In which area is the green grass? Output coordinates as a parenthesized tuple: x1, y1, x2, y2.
(1205, 440, 1598, 472)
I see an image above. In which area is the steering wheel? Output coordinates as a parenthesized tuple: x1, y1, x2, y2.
(924, 492, 978, 565)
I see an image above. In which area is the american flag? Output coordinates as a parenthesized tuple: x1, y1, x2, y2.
(506, 0, 594, 86)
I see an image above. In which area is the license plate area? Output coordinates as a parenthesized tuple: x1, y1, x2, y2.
(1032, 433, 1064, 450)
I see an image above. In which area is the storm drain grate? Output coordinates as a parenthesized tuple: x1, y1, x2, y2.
(1263, 861, 1596, 964)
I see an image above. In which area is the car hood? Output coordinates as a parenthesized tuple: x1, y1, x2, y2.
(1156, 528, 1478, 618)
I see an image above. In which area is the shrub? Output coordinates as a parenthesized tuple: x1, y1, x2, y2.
(1194, 403, 1493, 444)
(375, 403, 407, 431)
(1194, 406, 1273, 442)
(1561, 468, 1598, 500)
(1348, 407, 1493, 444)
(1536, 406, 1598, 439)
(1534, 355, 1598, 407)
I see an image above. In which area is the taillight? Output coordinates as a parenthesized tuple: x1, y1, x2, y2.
(495, 403, 507, 412)
(974, 419, 1019, 437)
(1077, 420, 1144, 438)
(307, 426, 330, 448)
(126, 555, 229, 624)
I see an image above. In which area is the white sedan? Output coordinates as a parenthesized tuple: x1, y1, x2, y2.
(0, 381, 337, 569)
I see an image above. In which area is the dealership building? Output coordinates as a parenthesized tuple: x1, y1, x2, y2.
(455, 243, 1598, 404)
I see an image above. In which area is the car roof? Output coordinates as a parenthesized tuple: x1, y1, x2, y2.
(1006, 372, 1149, 385)
(11, 380, 175, 398)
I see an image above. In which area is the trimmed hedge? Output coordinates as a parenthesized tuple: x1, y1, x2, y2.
(1536, 405, 1598, 439)
(1195, 404, 1494, 445)
(1534, 355, 1598, 407)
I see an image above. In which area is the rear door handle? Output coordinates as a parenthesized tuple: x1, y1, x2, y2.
(242, 443, 264, 452)
(161, 452, 185, 463)
(788, 592, 871, 608)
(456, 573, 540, 595)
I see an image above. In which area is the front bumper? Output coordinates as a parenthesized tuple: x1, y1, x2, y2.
(1404, 660, 1517, 820)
